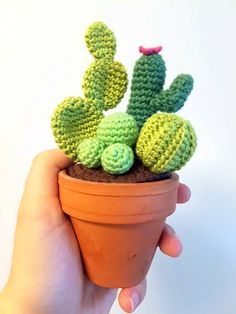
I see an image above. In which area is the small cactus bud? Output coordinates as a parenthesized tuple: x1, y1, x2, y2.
(101, 143, 134, 174)
(77, 138, 106, 168)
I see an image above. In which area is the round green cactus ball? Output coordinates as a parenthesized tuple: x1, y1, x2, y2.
(101, 143, 134, 174)
(136, 113, 197, 173)
(97, 112, 139, 147)
(77, 138, 106, 168)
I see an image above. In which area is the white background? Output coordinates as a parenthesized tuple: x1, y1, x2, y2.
(0, 0, 235, 313)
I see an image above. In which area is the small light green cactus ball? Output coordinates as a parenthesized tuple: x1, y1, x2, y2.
(97, 112, 139, 147)
(136, 113, 197, 173)
(85, 22, 116, 59)
(77, 138, 106, 168)
(101, 143, 134, 174)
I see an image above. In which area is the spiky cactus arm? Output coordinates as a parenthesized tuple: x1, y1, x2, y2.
(127, 51, 166, 130)
(150, 74, 194, 113)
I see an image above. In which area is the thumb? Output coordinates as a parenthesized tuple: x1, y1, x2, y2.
(19, 150, 72, 219)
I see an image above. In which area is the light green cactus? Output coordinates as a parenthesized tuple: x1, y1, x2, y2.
(51, 22, 128, 161)
(127, 49, 193, 130)
(136, 113, 197, 173)
(101, 143, 134, 174)
(83, 22, 128, 111)
(97, 112, 139, 147)
(77, 138, 106, 168)
(51, 97, 104, 161)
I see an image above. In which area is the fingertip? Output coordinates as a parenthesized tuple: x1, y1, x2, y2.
(177, 183, 191, 204)
(159, 225, 183, 257)
(118, 279, 146, 313)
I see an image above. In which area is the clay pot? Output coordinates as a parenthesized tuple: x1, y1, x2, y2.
(58, 170, 179, 288)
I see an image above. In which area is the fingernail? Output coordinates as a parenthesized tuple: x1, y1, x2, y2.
(129, 292, 140, 312)
(167, 225, 176, 235)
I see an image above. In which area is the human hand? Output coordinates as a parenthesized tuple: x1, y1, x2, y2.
(0, 150, 191, 314)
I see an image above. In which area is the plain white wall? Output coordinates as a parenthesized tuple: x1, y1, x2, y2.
(0, 0, 235, 313)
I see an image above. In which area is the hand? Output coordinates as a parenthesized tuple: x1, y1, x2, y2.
(0, 150, 191, 314)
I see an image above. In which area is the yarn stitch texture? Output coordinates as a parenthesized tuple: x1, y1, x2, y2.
(51, 22, 128, 162)
(127, 53, 193, 130)
(77, 138, 106, 168)
(101, 143, 134, 174)
(97, 112, 139, 147)
(51, 97, 104, 161)
(51, 21, 197, 175)
(136, 113, 197, 173)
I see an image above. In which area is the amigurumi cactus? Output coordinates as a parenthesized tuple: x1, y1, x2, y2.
(127, 47, 194, 130)
(77, 112, 138, 173)
(77, 138, 106, 168)
(97, 112, 139, 147)
(51, 22, 197, 176)
(136, 113, 197, 173)
(101, 143, 134, 174)
(51, 22, 128, 161)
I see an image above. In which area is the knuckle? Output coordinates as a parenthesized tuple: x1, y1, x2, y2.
(32, 150, 54, 165)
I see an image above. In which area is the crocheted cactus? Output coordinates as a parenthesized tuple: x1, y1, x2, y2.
(51, 22, 128, 161)
(127, 48, 193, 130)
(77, 138, 106, 168)
(97, 112, 139, 147)
(51, 22, 197, 175)
(83, 22, 128, 110)
(51, 97, 103, 161)
(136, 113, 197, 173)
(101, 143, 134, 174)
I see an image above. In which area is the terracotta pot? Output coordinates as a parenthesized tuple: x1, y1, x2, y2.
(58, 170, 179, 288)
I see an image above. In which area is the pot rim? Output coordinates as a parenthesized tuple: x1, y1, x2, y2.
(59, 170, 179, 197)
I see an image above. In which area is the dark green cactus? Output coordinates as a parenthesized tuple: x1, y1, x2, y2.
(127, 48, 194, 130)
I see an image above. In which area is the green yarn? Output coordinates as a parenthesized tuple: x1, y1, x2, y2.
(85, 21, 116, 60)
(136, 113, 197, 173)
(101, 143, 134, 174)
(97, 112, 139, 147)
(83, 59, 128, 110)
(127, 53, 194, 130)
(51, 22, 128, 161)
(150, 74, 194, 113)
(127, 54, 166, 130)
(51, 97, 104, 162)
(51, 22, 197, 174)
(77, 138, 106, 168)
(83, 22, 128, 111)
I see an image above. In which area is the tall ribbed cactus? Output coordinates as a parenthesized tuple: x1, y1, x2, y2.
(127, 47, 194, 130)
(51, 22, 128, 161)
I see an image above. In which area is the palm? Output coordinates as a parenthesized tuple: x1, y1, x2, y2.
(10, 200, 116, 314)
(1, 151, 188, 314)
